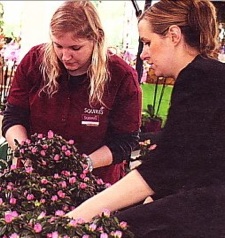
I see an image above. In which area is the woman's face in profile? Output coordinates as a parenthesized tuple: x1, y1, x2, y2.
(51, 32, 94, 76)
(138, 19, 176, 78)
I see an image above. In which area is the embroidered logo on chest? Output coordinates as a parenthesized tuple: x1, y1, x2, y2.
(83, 106, 104, 115)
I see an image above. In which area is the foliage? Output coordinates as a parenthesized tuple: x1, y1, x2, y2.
(0, 131, 134, 237)
(0, 140, 10, 172)
(142, 104, 162, 121)
(141, 104, 162, 133)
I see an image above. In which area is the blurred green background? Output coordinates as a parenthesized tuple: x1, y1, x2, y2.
(141, 83, 173, 126)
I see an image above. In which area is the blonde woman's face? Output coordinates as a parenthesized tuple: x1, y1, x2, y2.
(52, 32, 94, 76)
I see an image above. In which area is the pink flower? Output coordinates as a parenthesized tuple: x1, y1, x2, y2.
(83, 164, 88, 170)
(57, 190, 65, 198)
(105, 183, 112, 188)
(40, 198, 46, 204)
(65, 150, 71, 156)
(54, 154, 60, 161)
(119, 221, 128, 229)
(68, 139, 74, 145)
(61, 145, 67, 151)
(82, 235, 90, 238)
(0, 198, 3, 205)
(33, 223, 42, 233)
(40, 150, 46, 156)
(100, 234, 108, 238)
(10, 164, 17, 170)
(79, 182, 87, 189)
(110, 231, 122, 238)
(61, 171, 70, 176)
(9, 234, 20, 238)
(51, 195, 58, 201)
(84, 177, 90, 182)
(41, 160, 47, 166)
(41, 178, 48, 184)
(48, 130, 54, 139)
(27, 194, 34, 200)
(40, 188, 46, 193)
(25, 139, 31, 144)
(37, 133, 43, 138)
(62, 205, 69, 211)
(10, 197, 17, 205)
(102, 209, 110, 217)
(42, 144, 48, 149)
(31, 147, 37, 153)
(83, 168, 89, 174)
(80, 173, 86, 179)
(69, 177, 76, 184)
(58, 181, 67, 188)
(4, 211, 19, 223)
(47, 231, 59, 238)
(96, 179, 104, 185)
(89, 223, 97, 231)
(55, 210, 65, 216)
(50, 216, 57, 223)
(7, 182, 14, 190)
(77, 218, 85, 224)
(25, 166, 33, 173)
(51, 231, 59, 238)
(68, 219, 78, 227)
(54, 173, 60, 178)
(19, 148, 25, 154)
(97, 226, 104, 231)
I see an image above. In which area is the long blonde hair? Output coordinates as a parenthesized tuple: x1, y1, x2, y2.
(139, 0, 218, 58)
(40, 0, 109, 106)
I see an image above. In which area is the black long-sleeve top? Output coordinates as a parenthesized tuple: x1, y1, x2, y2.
(138, 55, 225, 197)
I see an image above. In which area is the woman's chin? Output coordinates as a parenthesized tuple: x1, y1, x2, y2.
(65, 65, 77, 71)
(154, 71, 162, 78)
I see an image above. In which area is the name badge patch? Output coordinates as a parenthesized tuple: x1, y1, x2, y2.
(81, 114, 99, 126)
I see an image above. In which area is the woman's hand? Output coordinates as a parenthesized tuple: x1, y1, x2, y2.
(65, 170, 154, 222)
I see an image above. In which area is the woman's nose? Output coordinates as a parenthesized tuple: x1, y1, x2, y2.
(140, 47, 149, 61)
(140, 51, 148, 61)
(62, 49, 72, 61)
(140, 47, 148, 60)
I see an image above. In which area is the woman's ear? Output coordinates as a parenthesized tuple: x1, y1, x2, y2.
(168, 25, 182, 44)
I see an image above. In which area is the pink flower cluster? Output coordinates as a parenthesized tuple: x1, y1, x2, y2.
(0, 131, 132, 237)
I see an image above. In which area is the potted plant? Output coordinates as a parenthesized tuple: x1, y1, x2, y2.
(0, 131, 134, 237)
(141, 104, 162, 133)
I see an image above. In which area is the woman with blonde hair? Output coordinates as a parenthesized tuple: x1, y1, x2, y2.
(2, 1, 142, 184)
(66, 0, 225, 237)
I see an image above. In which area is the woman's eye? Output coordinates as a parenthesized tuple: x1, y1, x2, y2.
(55, 44, 62, 49)
(72, 46, 82, 51)
(143, 42, 150, 46)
